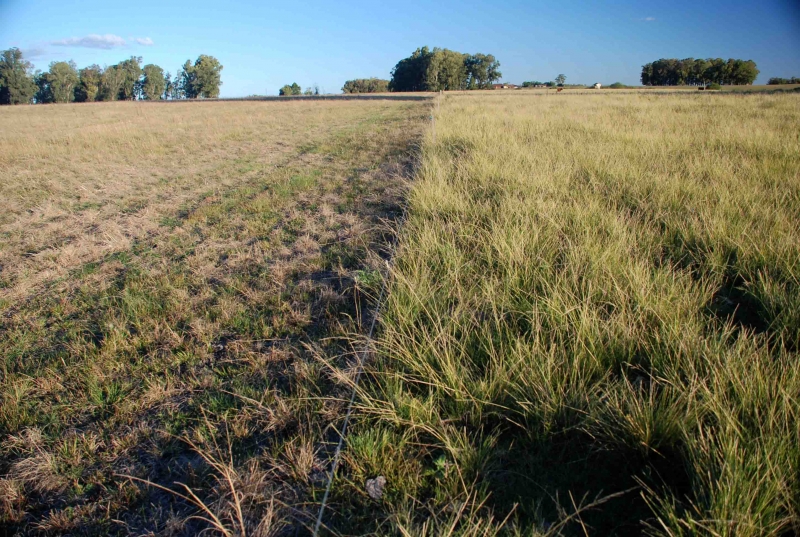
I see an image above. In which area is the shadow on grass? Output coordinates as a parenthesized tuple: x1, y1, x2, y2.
(483, 429, 692, 536)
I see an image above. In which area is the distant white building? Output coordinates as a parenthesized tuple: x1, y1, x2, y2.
(593, 83, 602, 89)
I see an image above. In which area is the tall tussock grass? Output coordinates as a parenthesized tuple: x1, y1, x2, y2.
(337, 92, 800, 534)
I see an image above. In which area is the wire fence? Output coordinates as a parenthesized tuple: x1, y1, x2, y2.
(311, 92, 441, 536)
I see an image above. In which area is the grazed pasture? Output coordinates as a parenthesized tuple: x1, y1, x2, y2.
(0, 99, 426, 535)
(332, 92, 800, 535)
(2, 91, 799, 537)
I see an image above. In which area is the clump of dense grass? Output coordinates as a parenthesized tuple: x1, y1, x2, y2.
(334, 92, 800, 534)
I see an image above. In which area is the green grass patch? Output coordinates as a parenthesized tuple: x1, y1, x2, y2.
(335, 92, 800, 535)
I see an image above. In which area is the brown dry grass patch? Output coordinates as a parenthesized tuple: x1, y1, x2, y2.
(0, 98, 427, 535)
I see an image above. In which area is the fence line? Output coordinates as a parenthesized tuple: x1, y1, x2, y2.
(311, 94, 440, 536)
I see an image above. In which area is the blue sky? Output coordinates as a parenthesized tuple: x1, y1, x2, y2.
(2, 0, 799, 96)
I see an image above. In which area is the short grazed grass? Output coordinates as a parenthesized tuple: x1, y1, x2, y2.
(330, 92, 800, 535)
(0, 99, 426, 534)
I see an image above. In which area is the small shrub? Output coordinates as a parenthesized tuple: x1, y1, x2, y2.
(707, 83, 722, 90)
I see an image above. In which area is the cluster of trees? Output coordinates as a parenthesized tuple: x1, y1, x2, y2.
(342, 78, 389, 94)
(0, 48, 38, 104)
(178, 55, 224, 98)
(767, 77, 800, 85)
(35, 57, 152, 103)
(641, 58, 759, 86)
(279, 83, 302, 96)
(278, 83, 321, 96)
(0, 47, 222, 104)
(521, 74, 567, 88)
(389, 47, 501, 91)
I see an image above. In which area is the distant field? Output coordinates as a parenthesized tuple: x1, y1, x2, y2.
(718, 83, 800, 92)
(333, 92, 800, 535)
(0, 99, 426, 534)
(508, 84, 800, 94)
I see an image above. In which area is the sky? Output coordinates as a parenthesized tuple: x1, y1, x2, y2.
(1, 0, 799, 97)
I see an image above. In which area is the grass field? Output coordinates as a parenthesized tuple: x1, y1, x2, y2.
(0, 99, 426, 534)
(509, 84, 800, 94)
(328, 91, 800, 535)
(2, 90, 799, 536)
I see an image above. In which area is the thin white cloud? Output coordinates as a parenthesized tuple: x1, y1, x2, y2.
(51, 33, 127, 49)
(21, 47, 48, 59)
(49, 34, 154, 48)
(643, 16, 656, 21)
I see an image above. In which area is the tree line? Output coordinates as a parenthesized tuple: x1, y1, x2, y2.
(278, 83, 323, 96)
(389, 47, 501, 91)
(767, 77, 800, 85)
(641, 58, 759, 86)
(276, 45, 503, 96)
(0, 47, 222, 104)
(521, 74, 569, 87)
(342, 78, 389, 94)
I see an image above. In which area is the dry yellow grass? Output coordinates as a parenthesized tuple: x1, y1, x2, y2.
(333, 91, 800, 535)
(0, 100, 422, 303)
(0, 98, 427, 535)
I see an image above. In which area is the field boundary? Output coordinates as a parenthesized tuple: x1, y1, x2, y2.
(312, 273, 386, 536)
(142, 94, 434, 103)
(311, 100, 433, 535)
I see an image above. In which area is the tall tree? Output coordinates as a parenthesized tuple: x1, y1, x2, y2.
(180, 55, 223, 98)
(141, 64, 165, 100)
(163, 71, 173, 99)
(117, 56, 143, 100)
(729, 59, 759, 85)
(171, 68, 187, 99)
(389, 47, 433, 92)
(0, 47, 37, 105)
(177, 60, 193, 98)
(640, 63, 653, 86)
(706, 58, 726, 85)
(75, 65, 102, 102)
(465, 53, 502, 89)
(691, 59, 709, 86)
(390, 47, 501, 92)
(193, 55, 223, 98)
(45, 61, 79, 103)
(34, 71, 53, 103)
(555, 74, 567, 86)
(99, 65, 124, 101)
(426, 49, 468, 91)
